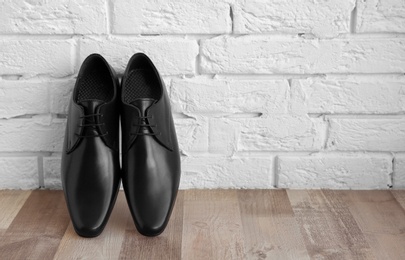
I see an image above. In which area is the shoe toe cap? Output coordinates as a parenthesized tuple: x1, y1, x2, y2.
(137, 224, 165, 237)
(128, 193, 175, 237)
(72, 224, 104, 238)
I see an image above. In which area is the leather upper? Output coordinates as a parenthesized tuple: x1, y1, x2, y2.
(65, 56, 119, 154)
(121, 53, 181, 236)
(121, 59, 174, 153)
(61, 54, 120, 237)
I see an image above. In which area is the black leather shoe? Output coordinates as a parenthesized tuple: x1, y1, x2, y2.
(121, 53, 181, 237)
(61, 54, 121, 237)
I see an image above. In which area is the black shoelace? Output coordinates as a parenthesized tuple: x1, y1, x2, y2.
(75, 114, 108, 138)
(130, 116, 160, 136)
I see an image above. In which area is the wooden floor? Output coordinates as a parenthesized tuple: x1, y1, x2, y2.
(0, 190, 405, 260)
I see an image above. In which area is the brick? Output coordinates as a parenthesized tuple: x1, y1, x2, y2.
(357, 0, 405, 33)
(0, 0, 106, 34)
(291, 75, 405, 114)
(180, 156, 273, 189)
(171, 78, 288, 116)
(0, 78, 75, 118)
(233, 0, 355, 37)
(0, 80, 48, 118)
(0, 157, 38, 189)
(174, 116, 208, 153)
(209, 116, 324, 155)
(200, 36, 405, 74)
(327, 118, 405, 151)
(49, 79, 75, 114)
(43, 157, 62, 189)
(112, 0, 231, 34)
(79, 36, 198, 75)
(0, 39, 74, 77)
(0, 115, 65, 152)
(394, 154, 405, 188)
(278, 154, 392, 189)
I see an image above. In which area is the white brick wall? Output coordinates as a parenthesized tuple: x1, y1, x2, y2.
(394, 154, 405, 188)
(200, 36, 405, 74)
(79, 36, 198, 75)
(278, 154, 392, 189)
(232, 0, 355, 37)
(0, 0, 404, 189)
(111, 0, 231, 34)
(209, 116, 325, 154)
(0, 39, 74, 77)
(290, 75, 405, 114)
(0, 157, 38, 189)
(356, 0, 405, 33)
(0, 0, 107, 34)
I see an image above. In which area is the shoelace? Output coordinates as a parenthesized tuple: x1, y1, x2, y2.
(75, 114, 108, 138)
(130, 116, 160, 136)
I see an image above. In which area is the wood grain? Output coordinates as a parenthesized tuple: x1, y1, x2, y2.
(238, 189, 309, 259)
(119, 191, 184, 259)
(0, 190, 70, 259)
(0, 191, 31, 230)
(54, 192, 129, 259)
(1, 189, 405, 259)
(288, 190, 375, 259)
(182, 190, 245, 260)
(391, 190, 405, 210)
(339, 190, 405, 260)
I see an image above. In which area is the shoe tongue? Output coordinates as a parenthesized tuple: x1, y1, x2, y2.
(78, 100, 105, 114)
(131, 98, 156, 117)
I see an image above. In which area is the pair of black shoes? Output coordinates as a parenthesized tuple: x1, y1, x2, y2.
(61, 53, 181, 237)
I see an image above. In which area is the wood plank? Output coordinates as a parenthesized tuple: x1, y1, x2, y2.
(119, 190, 184, 259)
(392, 190, 405, 210)
(54, 191, 129, 259)
(339, 190, 405, 260)
(181, 190, 244, 260)
(0, 190, 70, 259)
(238, 189, 309, 259)
(0, 189, 405, 259)
(287, 190, 375, 259)
(0, 190, 31, 229)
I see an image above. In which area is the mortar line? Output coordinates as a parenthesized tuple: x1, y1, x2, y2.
(0, 32, 404, 39)
(38, 156, 45, 189)
(350, 3, 358, 34)
(71, 36, 80, 75)
(180, 151, 400, 157)
(106, 0, 113, 34)
(213, 72, 405, 78)
(229, 4, 234, 34)
(195, 39, 201, 75)
(323, 115, 331, 150)
(391, 154, 396, 188)
(1, 72, 403, 81)
(273, 155, 279, 188)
